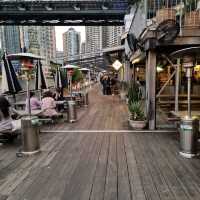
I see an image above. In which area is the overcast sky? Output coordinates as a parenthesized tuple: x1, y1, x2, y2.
(55, 26, 85, 51)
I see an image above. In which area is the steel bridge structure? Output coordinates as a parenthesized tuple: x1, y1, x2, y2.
(0, 0, 129, 26)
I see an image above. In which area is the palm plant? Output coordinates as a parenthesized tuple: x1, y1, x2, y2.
(128, 101, 145, 120)
(127, 81, 145, 121)
(127, 81, 142, 104)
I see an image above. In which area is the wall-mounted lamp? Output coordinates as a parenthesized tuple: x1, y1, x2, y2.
(73, 4, 81, 11)
(112, 60, 122, 71)
(17, 3, 27, 11)
(45, 4, 53, 11)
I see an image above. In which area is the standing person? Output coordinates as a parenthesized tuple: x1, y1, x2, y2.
(101, 75, 107, 95)
(54, 88, 65, 112)
(26, 91, 41, 111)
(106, 76, 111, 95)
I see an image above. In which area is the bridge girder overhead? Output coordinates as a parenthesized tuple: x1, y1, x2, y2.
(0, 0, 129, 26)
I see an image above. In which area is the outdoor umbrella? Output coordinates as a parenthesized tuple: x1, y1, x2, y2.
(35, 60, 47, 90)
(1, 52, 22, 94)
(61, 64, 79, 69)
(7, 52, 43, 60)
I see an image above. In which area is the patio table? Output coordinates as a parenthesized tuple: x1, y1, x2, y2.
(13, 109, 44, 117)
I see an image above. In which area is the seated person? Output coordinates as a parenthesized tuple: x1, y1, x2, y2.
(0, 96, 21, 133)
(26, 91, 41, 111)
(41, 91, 60, 118)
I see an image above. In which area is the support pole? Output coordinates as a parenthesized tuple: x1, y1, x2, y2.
(146, 51, 156, 130)
(26, 72, 31, 117)
(175, 59, 180, 113)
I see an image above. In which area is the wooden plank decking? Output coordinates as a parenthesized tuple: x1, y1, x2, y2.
(1, 131, 200, 199)
(41, 85, 129, 131)
(1, 85, 200, 199)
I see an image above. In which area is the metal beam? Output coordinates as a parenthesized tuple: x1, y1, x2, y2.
(0, 0, 128, 25)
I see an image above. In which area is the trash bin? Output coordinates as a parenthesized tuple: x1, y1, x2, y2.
(68, 100, 77, 123)
(179, 118, 199, 158)
(21, 116, 40, 155)
(83, 92, 89, 107)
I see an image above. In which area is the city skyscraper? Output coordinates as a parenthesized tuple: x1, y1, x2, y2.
(63, 28, 80, 61)
(0, 26, 21, 54)
(81, 42, 86, 54)
(85, 26, 123, 53)
(106, 26, 124, 47)
(39, 26, 56, 65)
(20, 26, 56, 66)
(85, 26, 102, 53)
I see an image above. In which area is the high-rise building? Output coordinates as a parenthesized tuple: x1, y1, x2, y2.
(63, 28, 80, 61)
(20, 26, 56, 66)
(85, 26, 123, 53)
(0, 26, 21, 54)
(55, 51, 64, 65)
(81, 42, 86, 54)
(39, 26, 56, 65)
(20, 26, 40, 55)
(106, 26, 124, 47)
(85, 26, 103, 53)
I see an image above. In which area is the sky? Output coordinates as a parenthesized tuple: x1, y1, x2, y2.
(55, 26, 85, 51)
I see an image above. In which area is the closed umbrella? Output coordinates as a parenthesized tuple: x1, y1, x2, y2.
(35, 60, 47, 90)
(1, 52, 22, 94)
(55, 67, 63, 89)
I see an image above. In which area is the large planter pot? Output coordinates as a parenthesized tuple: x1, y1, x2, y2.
(156, 8, 176, 24)
(128, 119, 147, 130)
(184, 11, 200, 27)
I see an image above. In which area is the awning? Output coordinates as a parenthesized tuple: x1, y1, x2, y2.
(130, 49, 145, 64)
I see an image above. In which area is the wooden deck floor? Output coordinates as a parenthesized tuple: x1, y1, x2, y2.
(1, 85, 200, 200)
(41, 85, 129, 131)
(1, 131, 200, 200)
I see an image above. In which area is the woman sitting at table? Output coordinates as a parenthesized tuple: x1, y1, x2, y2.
(26, 91, 41, 111)
(41, 91, 60, 118)
(0, 96, 21, 134)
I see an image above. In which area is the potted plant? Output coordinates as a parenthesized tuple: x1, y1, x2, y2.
(156, 0, 176, 24)
(127, 81, 146, 129)
(184, 0, 200, 27)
